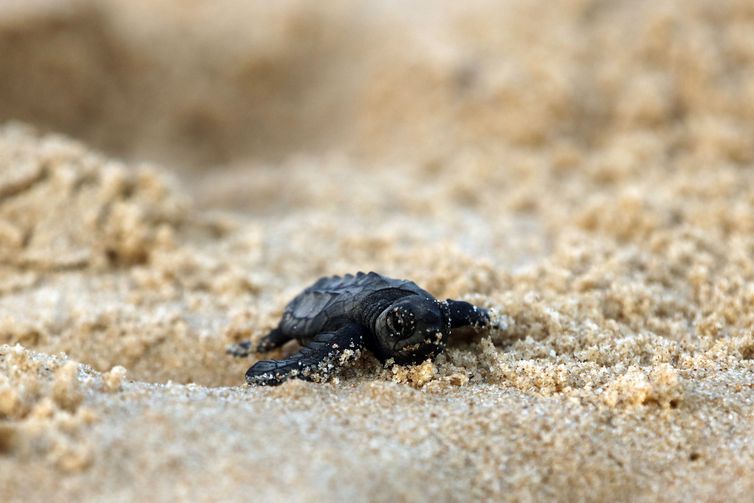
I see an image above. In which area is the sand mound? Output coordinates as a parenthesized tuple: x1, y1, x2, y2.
(0, 125, 186, 270)
(0, 127, 236, 385)
(0, 345, 98, 473)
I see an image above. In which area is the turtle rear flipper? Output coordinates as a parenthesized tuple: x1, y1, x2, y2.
(226, 340, 253, 358)
(256, 327, 293, 353)
(245, 323, 367, 386)
(226, 327, 294, 358)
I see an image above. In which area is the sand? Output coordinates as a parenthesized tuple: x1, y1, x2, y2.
(1, 0, 754, 501)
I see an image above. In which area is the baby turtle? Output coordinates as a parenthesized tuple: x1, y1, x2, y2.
(228, 272, 489, 385)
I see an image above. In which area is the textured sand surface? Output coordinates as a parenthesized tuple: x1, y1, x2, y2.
(1, 0, 754, 501)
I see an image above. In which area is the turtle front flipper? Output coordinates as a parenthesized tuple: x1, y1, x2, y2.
(245, 323, 367, 386)
(446, 300, 489, 329)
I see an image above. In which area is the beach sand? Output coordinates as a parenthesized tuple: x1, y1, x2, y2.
(1, 0, 753, 501)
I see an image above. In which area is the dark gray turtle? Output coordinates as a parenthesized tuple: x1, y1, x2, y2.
(228, 272, 489, 386)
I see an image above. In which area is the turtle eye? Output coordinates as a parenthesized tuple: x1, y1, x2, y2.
(387, 310, 403, 335)
(387, 309, 413, 338)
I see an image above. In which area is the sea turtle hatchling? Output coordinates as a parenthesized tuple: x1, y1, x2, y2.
(228, 272, 490, 385)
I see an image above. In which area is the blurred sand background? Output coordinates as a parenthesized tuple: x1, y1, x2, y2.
(1, 0, 754, 501)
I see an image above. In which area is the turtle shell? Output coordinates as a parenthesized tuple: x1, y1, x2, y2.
(279, 272, 429, 339)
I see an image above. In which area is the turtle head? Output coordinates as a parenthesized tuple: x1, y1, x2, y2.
(373, 296, 451, 364)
